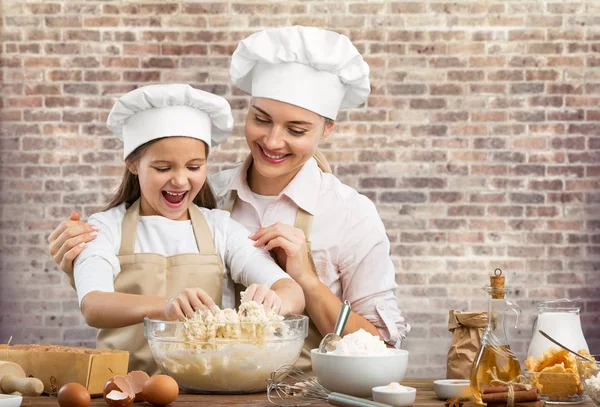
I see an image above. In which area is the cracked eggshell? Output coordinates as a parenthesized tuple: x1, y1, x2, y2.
(126, 370, 150, 402)
(105, 390, 134, 407)
(103, 376, 133, 402)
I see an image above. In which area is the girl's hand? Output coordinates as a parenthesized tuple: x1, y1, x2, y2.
(242, 283, 282, 311)
(48, 211, 99, 276)
(163, 288, 218, 321)
(250, 222, 319, 290)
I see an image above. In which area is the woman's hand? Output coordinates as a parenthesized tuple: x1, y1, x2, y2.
(250, 222, 319, 290)
(47, 211, 99, 276)
(163, 288, 218, 321)
(242, 283, 282, 311)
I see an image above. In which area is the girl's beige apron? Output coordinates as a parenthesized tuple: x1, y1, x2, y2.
(222, 191, 321, 372)
(94, 200, 224, 374)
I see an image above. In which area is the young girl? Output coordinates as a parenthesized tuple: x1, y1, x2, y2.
(72, 83, 305, 373)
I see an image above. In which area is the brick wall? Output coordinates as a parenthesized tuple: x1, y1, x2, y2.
(1, 1, 599, 378)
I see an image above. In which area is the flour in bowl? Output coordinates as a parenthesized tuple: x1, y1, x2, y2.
(331, 329, 392, 356)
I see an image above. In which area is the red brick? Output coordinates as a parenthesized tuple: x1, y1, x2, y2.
(45, 97, 80, 108)
(63, 84, 98, 95)
(431, 192, 464, 203)
(510, 83, 545, 94)
(487, 70, 524, 81)
(528, 96, 563, 107)
(380, 192, 426, 203)
(508, 29, 545, 41)
(161, 44, 208, 55)
(23, 57, 61, 68)
(547, 109, 584, 121)
(430, 57, 467, 68)
(409, 99, 446, 109)
(448, 70, 485, 81)
(48, 70, 83, 81)
(45, 16, 81, 27)
(548, 56, 584, 67)
(389, 84, 426, 95)
(102, 57, 139, 68)
(526, 70, 561, 81)
(123, 71, 161, 82)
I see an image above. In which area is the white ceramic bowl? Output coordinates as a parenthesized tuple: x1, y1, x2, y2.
(433, 379, 472, 400)
(372, 385, 417, 407)
(0, 394, 22, 407)
(311, 348, 409, 397)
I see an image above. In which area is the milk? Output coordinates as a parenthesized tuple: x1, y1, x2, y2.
(527, 311, 589, 359)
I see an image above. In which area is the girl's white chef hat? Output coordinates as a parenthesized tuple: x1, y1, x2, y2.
(230, 26, 370, 120)
(106, 84, 234, 159)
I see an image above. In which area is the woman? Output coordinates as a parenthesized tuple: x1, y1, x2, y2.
(48, 26, 410, 368)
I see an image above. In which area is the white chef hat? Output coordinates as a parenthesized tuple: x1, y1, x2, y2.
(106, 84, 234, 159)
(230, 26, 370, 120)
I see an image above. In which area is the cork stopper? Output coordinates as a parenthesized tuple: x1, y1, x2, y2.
(490, 268, 505, 299)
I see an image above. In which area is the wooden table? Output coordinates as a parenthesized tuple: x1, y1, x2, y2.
(21, 379, 598, 407)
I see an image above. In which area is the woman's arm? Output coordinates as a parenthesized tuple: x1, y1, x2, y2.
(270, 278, 305, 315)
(293, 277, 382, 338)
(48, 211, 99, 276)
(81, 291, 168, 329)
(251, 201, 409, 344)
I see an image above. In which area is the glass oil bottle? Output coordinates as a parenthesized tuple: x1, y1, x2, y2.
(470, 269, 522, 405)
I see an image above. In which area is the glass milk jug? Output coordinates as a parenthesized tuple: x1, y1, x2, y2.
(527, 299, 589, 359)
(470, 269, 522, 405)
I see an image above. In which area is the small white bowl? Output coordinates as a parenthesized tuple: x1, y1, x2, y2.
(311, 348, 409, 397)
(0, 394, 22, 407)
(372, 385, 417, 407)
(433, 379, 472, 400)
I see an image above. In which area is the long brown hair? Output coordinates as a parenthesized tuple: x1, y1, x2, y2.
(103, 138, 217, 211)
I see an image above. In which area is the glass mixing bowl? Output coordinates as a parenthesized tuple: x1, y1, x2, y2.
(576, 354, 600, 406)
(144, 315, 308, 394)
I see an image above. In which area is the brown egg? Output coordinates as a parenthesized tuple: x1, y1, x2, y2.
(57, 382, 91, 407)
(142, 375, 179, 407)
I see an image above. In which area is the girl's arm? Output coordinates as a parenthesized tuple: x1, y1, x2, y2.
(81, 287, 220, 328)
(81, 292, 168, 329)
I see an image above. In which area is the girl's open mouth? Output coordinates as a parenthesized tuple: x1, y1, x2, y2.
(162, 190, 187, 206)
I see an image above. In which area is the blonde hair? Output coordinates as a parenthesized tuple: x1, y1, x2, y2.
(315, 117, 333, 173)
(104, 138, 216, 211)
(313, 149, 332, 173)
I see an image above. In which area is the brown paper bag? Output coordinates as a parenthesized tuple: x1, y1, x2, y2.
(446, 310, 487, 379)
(0, 344, 128, 396)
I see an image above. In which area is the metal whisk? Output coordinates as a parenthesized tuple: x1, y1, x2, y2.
(267, 365, 393, 407)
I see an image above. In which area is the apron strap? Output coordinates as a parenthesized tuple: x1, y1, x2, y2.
(189, 204, 217, 254)
(221, 190, 237, 213)
(294, 208, 313, 242)
(118, 200, 141, 255)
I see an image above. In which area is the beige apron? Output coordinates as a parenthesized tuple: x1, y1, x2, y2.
(95, 200, 224, 374)
(222, 191, 322, 372)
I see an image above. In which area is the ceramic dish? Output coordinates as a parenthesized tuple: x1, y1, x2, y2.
(433, 379, 472, 400)
(0, 394, 22, 407)
(311, 348, 409, 398)
(372, 385, 416, 407)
